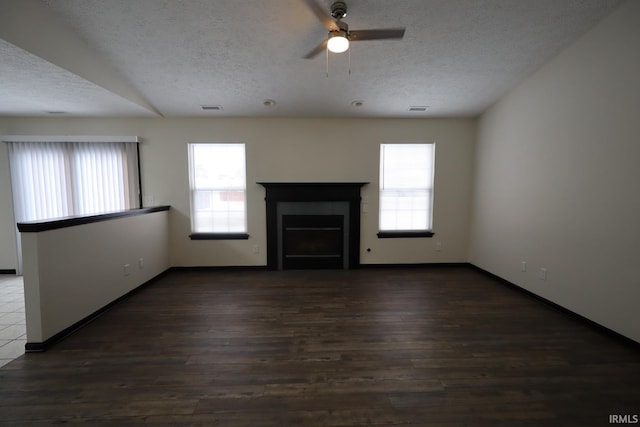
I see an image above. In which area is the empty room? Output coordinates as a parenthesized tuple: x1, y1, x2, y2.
(0, 0, 639, 425)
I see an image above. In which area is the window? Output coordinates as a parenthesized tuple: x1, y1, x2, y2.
(378, 143, 435, 237)
(8, 140, 139, 222)
(188, 143, 248, 239)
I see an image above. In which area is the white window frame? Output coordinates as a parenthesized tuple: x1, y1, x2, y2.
(187, 143, 248, 239)
(378, 143, 435, 237)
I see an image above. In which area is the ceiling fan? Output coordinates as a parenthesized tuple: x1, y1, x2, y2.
(302, 0, 406, 59)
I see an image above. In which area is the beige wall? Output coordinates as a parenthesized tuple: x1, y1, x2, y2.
(470, 0, 640, 342)
(0, 117, 476, 268)
(22, 210, 170, 342)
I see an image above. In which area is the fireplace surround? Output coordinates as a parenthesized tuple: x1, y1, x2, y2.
(258, 182, 368, 270)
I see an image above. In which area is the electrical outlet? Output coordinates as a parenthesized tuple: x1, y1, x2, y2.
(252, 244, 259, 254)
(539, 267, 548, 281)
(142, 195, 156, 206)
(123, 264, 131, 276)
(138, 258, 144, 269)
(435, 241, 442, 252)
(521, 261, 527, 272)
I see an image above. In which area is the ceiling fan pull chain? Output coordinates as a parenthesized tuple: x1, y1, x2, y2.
(326, 45, 330, 77)
(348, 47, 351, 76)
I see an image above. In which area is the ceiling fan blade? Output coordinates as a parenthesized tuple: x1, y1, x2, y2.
(349, 28, 406, 41)
(302, 0, 337, 30)
(303, 39, 328, 59)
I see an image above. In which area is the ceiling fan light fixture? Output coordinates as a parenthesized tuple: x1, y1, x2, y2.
(327, 30, 349, 53)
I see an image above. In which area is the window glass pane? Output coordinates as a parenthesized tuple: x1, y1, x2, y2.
(379, 143, 434, 231)
(189, 143, 247, 233)
(192, 144, 246, 189)
(380, 144, 433, 190)
(192, 190, 246, 233)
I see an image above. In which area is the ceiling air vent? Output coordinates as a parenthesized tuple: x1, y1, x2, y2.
(408, 106, 428, 112)
(201, 105, 222, 111)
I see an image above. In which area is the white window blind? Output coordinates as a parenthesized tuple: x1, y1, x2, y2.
(7, 141, 139, 223)
(379, 143, 435, 231)
(188, 143, 247, 234)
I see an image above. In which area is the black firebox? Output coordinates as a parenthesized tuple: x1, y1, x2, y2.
(282, 214, 344, 269)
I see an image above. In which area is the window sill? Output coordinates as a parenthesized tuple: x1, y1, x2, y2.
(190, 233, 250, 240)
(377, 231, 435, 238)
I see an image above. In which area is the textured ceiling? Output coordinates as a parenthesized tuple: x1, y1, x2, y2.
(0, 0, 625, 118)
(0, 39, 154, 116)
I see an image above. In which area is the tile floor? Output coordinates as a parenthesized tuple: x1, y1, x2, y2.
(0, 275, 26, 368)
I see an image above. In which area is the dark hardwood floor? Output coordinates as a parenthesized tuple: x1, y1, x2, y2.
(1, 266, 639, 426)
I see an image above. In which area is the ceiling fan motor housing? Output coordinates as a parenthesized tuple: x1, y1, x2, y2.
(333, 20, 349, 33)
(331, 1, 347, 19)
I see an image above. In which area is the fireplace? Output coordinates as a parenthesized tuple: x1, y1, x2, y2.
(258, 182, 368, 270)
